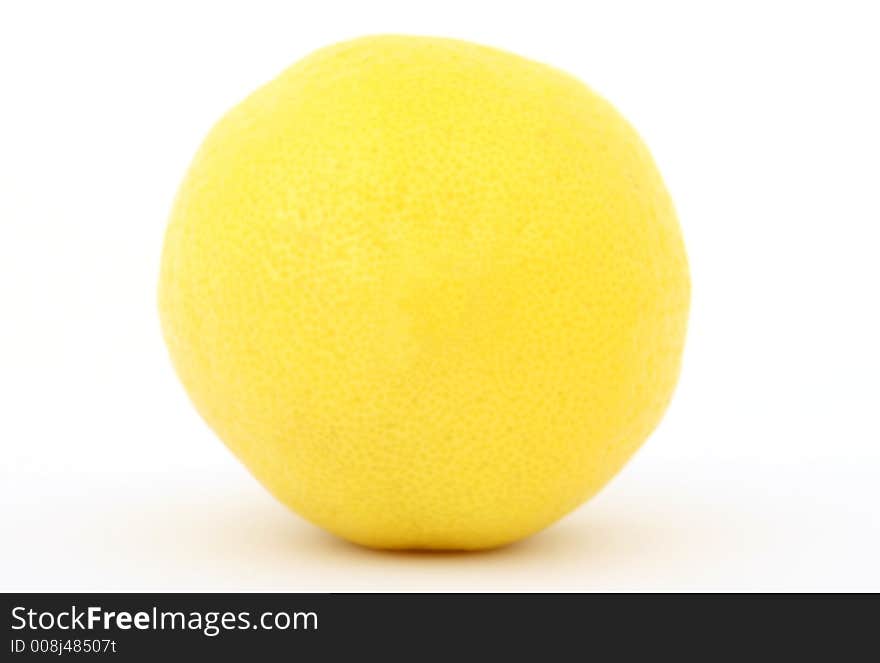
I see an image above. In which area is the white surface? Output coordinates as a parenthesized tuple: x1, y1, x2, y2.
(1, 1, 878, 591)
(3, 459, 879, 592)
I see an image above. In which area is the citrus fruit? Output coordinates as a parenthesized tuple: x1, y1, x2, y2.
(158, 35, 690, 550)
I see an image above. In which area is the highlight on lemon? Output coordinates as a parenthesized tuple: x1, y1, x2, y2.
(158, 35, 690, 550)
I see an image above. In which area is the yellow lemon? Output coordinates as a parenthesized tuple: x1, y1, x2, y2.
(158, 35, 690, 550)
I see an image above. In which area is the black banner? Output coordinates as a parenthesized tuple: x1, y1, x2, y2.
(2, 594, 875, 658)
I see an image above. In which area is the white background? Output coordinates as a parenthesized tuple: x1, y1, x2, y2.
(1, 1, 878, 591)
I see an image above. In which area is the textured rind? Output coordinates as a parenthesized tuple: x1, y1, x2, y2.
(158, 35, 690, 550)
